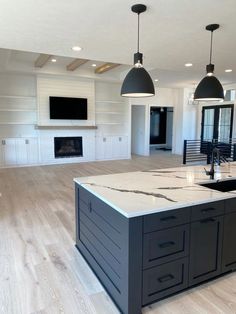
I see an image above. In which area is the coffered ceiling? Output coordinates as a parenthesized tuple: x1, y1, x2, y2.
(0, 0, 235, 87)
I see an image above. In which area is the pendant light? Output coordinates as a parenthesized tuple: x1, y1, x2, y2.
(121, 4, 155, 97)
(194, 24, 224, 101)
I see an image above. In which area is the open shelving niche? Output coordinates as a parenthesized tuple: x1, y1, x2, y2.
(0, 95, 37, 125)
(95, 100, 129, 131)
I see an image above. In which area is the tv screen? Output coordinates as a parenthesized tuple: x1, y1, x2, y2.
(49, 96, 88, 120)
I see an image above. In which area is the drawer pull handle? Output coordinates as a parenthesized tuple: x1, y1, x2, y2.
(89, 202, 92, 213)
(201, 207, 215, 213)
(200, 218, 215, 223)
(160, 215, 176, 222)
(159, 241, 175, 249)
(158, 274, 174, 283)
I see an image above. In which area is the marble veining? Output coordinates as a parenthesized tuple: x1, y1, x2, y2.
(84, 182, 176, 203)
(74, 163, 236, 218)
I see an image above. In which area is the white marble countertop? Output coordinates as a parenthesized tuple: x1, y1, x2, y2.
(74, 163, 236, 218)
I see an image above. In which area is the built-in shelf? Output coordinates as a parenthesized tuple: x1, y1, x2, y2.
(0, 109, 36, 112)
(0, 122, 36, 125)
(35, 125, 98, 130)
(0, 95, 36, 99)
(96, 100, 125, 104)
(96, 122, 124, 125)
(96, 111, 124, 115)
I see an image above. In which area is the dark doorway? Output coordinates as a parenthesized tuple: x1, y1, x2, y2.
(150, 107, 167, 145)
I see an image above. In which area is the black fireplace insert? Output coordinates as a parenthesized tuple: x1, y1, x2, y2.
(54, 137, 83, 158)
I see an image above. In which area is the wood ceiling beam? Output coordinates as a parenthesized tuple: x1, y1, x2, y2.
(95, 63, 120, 74)
(34, 54, 52, 68)
(66, 58, 89, 71)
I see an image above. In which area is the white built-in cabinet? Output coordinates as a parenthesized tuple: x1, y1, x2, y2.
(95, 136, 128, 160)
(95, 98, 130, 160)
(0, 137, 39, 167)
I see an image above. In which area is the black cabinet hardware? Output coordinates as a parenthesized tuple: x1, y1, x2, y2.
(159, 241, 175, 249)
(200, 218, 215, 223)
(201, 207, 215, 213)
(160, 215, 176, 222)
(158, 274, 174, 283)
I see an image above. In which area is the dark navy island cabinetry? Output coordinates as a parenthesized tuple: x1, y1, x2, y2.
(75, 183, 236, 314)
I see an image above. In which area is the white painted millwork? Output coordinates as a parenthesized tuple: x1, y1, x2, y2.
(39, 130, 95, 164)
(0, 137, 38, 167)
(95, 135, 128, 160)
(37, 75, 95, 126)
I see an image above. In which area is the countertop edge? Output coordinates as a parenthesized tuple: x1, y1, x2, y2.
(74, 179, 236, 218)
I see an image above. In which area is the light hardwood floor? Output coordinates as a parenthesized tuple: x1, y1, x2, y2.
(1, 152, 236, 314)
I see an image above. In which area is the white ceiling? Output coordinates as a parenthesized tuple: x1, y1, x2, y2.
(0, 0, 235, 87)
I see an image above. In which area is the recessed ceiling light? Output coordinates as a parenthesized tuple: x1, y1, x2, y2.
(72, 46, 82, 51)
(185, 63, 193, 67)
(225, 69, 232, 73)
(51, 58, 57, 63)
(154, 79, 158, 82)
(92, 64, 97, 67)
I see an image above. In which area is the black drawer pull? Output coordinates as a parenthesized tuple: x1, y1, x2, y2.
(89, 201, 92, 213)
(159, 241, 175, 249)
(160, 215, 177, 222)
(158, 274, 174, 283)
(201, 207, 215, 213)
(200, 218, 215, 223)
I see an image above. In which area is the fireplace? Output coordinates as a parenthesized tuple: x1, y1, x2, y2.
(54, 137, 83, 158)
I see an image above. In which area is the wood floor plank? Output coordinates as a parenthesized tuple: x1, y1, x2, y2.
(1, 152, 236, 313)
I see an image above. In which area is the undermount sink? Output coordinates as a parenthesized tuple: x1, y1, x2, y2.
(198, 179, 236, 192)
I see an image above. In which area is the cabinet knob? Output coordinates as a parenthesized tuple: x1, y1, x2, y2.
(103, 137, 106, 142)
(119, 137, 122, 142)
(2, 140, 5, 145)
(25, 139, 29, 144)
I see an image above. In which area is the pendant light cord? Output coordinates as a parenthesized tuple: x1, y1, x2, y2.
(209, 30, 213, 64)
(137, 13, 140, 52)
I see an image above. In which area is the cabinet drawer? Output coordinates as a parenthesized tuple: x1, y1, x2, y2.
(144, 207, 191, 233)
(191, 201, 224, 222)
(142, 257, 188, 305)
(225, 198, 236, 214)
(143, 224, 190, 269)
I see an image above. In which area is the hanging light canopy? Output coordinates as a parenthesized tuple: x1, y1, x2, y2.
(194, 24, 224, 101)
(121, 4, 155, 97)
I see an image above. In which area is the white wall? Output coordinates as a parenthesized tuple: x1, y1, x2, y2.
(131, 105, 147, 155)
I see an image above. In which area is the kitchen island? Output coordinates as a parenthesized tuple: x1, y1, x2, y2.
(74, 163, 236, 314)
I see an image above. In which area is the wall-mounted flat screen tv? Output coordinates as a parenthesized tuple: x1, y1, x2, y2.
(49, 96, 88, 120)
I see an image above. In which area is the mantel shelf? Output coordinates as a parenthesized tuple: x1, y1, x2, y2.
(35, 125, 97, 130)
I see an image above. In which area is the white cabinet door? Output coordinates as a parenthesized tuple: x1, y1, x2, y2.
(95, 136, 112, 160)
(3, 138, 17, 166)
(16, 138, 28, 165)
(27, 138, 39, 164)
(112, 136, 128, 159)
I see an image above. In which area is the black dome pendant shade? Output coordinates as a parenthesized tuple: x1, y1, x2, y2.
(121, 4, 155, 97)
(194, 24, 224, 101)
